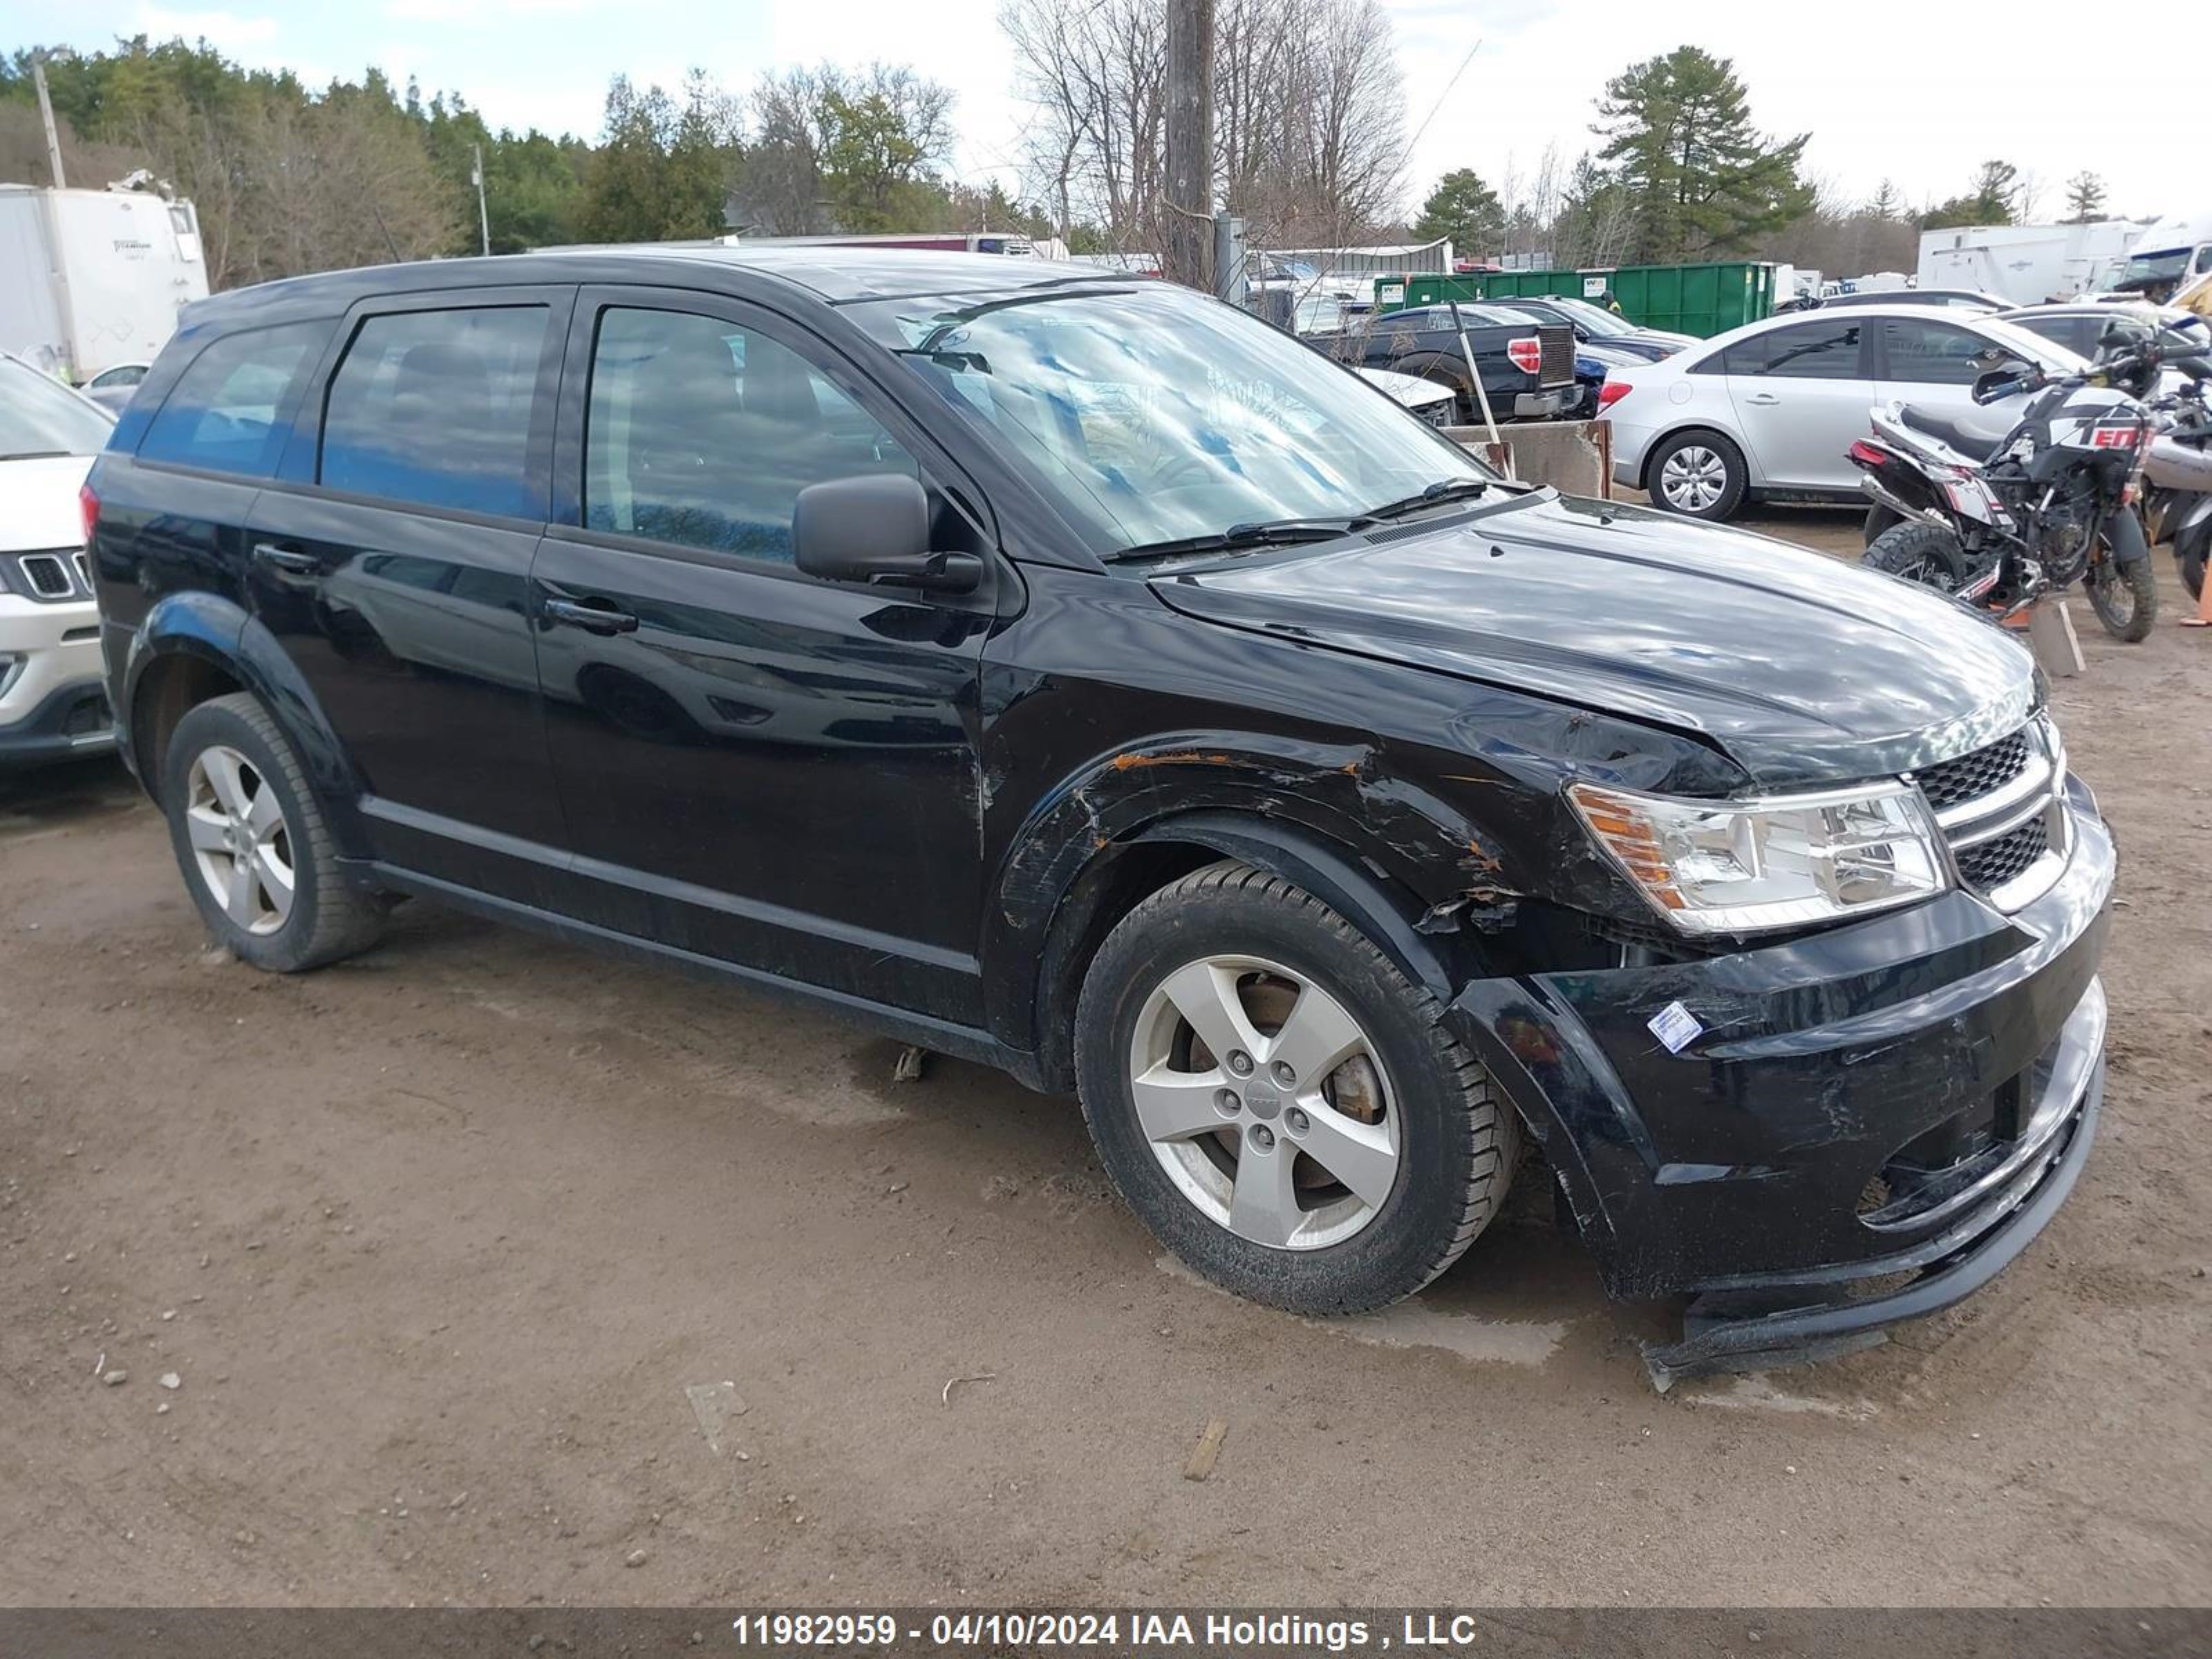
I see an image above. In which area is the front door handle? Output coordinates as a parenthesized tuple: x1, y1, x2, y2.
(542, 596, 639, 635)
(1743, 393, 1781, 406)
(253, 541, 320, 574)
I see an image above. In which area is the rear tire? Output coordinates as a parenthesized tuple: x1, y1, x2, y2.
(160, 692, 388, 973)
(1862, 504, 1903, 547)
(1646, 430, 1747, 521)
(2085, 554, 2158, 641)
(1074, 861, 1519, 1315)
(1863, 521, 1971, 594)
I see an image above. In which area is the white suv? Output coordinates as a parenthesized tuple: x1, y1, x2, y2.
(0, 355, 115, 769)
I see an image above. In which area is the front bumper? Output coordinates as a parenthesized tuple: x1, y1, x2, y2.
(1452, 783, 2116, 1377)
(0, 595, 113, 767)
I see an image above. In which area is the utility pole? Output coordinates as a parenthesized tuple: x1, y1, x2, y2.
(32, 54, 66, 191)
(471, 142, 491, 256)
(1163, 0, 1214, 292)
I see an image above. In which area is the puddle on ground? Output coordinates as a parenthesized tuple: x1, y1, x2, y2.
(1156, 1255, 1568, 1368)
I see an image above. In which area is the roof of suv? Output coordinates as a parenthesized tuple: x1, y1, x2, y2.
(185, 247, 1114, 326)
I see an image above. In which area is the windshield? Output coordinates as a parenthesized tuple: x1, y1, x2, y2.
(1547, 297, 1635, 337)
(0, 357, 114, 459)
(2117, 249, 2191, 290)
(850, 285, 1495, 557)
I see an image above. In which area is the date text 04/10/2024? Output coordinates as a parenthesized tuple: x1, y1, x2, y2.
(727, 1612, 1488, 1651)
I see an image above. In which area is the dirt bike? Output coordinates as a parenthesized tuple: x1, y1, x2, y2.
(1847, 321, 2212, 639)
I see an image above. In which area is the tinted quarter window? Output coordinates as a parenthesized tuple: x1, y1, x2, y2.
(583, 307, 915, 563)
(319, 306, 549, 517)
(1883, 319, 2018, 385)
(1725, 321, 1862, 379)
(137, 320, 329, 478)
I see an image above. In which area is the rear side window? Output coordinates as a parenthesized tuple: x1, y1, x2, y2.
(1725, 322, 1863, 379)
(138, 321, 328, 478)
(1882, 320, 2020, 386)
(319, 306, 549, 518)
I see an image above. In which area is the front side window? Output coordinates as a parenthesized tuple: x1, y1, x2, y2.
(1882, 320, 2020, 386)
(320, 306, 549, 518)
(138, 321, 328, 478)
(1726, 321, 1863, 379)
(849, 283, 1492, 556)
(583, 307, 916, 562)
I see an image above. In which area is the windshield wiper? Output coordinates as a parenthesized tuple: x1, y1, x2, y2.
(1360, 478, 1492, 522)
(1111, 517, 1367, 562)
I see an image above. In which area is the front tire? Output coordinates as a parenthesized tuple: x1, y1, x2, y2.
(1074, 862, 1519, 1315)
(1863, 521, 1971, 594)
(1646, 431, 1747, 521)
(161, 692, 387, 973)
(2085, 554, 2157, 641)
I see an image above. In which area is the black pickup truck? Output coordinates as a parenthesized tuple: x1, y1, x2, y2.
(1306, 303, 1577, 423)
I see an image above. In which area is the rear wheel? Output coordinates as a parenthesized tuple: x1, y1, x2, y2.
(2084, 552, 2158, 641)
(1646, 431, 1747, 521)
(1863, 521, 1971, 594)
(1074, 862, 1518, 1314)
(161, 693, 387, 973)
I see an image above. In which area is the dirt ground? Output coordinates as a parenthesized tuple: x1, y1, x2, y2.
(3, 509, 2208, 1609)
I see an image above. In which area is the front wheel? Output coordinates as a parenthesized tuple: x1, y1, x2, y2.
(1863, 521, 1971, 594)
(1074, 863, 1519, 1315)
(2084, 554, 2158, 641)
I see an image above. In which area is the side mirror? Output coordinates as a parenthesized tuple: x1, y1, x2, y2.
(1971, 367, 2027, 404)
(793, 474, 981, 594)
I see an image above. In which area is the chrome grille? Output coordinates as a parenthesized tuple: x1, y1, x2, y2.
(1914, 720, 2067, 910)
(1915, 731, 2030, 814)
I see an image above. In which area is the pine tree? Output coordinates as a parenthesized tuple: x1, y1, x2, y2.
(1922, 160, 2020, 230)
(1591, 46, 1811, 263)
(1412, 169, 1505, 258)
(2064, 171, 2106, 224)
(1867, 179, 1902, 221)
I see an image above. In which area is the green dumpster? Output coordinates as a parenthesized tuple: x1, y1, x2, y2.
(1371, 263, 1776, 337)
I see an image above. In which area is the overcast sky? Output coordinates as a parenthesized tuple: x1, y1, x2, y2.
(6, 0, 2195, 227)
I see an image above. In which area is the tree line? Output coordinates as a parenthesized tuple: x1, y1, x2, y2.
(1410, 46, 2126, 280)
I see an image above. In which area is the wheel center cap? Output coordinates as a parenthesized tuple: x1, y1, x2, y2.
(1241, 1081, 1282, 1121)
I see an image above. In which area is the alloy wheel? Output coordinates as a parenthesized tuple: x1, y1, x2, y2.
(1127, 955, 1399, 1250)
(1658, 444, 1727, 512)
(183, 744, 295, 936)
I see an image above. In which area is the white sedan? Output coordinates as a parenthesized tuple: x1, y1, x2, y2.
(1597, 305, 2085, 521)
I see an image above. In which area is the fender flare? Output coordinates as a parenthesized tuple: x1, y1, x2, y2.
(123, 593, 371, 854)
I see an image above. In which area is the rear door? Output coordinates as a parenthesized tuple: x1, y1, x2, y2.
(1873, 317, 2039, 433)
(1722, 317, 1874, 491)
(247, 286, 572, 899)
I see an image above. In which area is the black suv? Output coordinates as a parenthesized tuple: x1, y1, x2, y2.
(88, 250, 2115, 1378)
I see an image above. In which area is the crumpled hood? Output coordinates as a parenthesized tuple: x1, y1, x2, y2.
(1149, 492, 2040, 790)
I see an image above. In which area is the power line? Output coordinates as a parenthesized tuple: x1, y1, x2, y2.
(1404, 36, 1483, 160)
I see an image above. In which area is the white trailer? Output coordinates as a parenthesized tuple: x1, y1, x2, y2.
(1916, 221, 2147, 305)
(0, 183, 210, 382)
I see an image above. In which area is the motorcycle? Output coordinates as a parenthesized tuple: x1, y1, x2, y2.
(2141, 373, 2212, 600)
(1848, 321, 2212, 640)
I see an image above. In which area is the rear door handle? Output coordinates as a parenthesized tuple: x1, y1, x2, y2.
(1743, 393, 1781, 406)
(253, 541, 320, 574)
(541, 596, 639, 635)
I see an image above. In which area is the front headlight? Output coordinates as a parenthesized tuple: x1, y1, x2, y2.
(1569, 780, 1949, 937)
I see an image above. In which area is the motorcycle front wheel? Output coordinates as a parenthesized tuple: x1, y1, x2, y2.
(1863, 522, 1970, 594)
(2085, 554, 2158, 641)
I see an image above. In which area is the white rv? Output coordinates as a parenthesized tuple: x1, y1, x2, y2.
(1916, 220, 2149, 305)
(0, 182, 211, 383)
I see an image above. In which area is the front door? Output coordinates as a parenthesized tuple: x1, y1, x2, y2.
(1723, 316, 1874, 492)
(247, 290, 571, 899)
(533, 290, 998, 1022)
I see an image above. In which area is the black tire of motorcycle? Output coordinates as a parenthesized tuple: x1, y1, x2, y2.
(1862, 504, 1903, 547)
(2181, 541, 2206, 602)
(2086, 555, 2158, 642)
(1862, 521, 1970, 593)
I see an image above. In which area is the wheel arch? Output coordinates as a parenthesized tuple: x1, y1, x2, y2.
(124, 595, 370, 854)
(987, 738, 1495, 1094)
